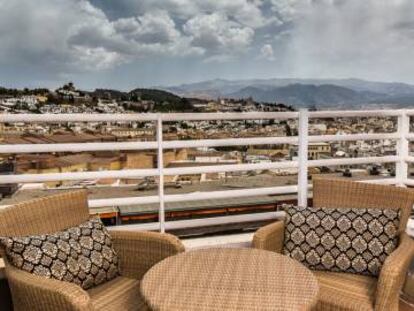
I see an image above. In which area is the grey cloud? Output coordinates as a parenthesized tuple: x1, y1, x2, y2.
(281, 0, 414, 82)
(90, 0, 273, 29)
(68, 9, 194, 59)
(1, 0, 414, 88)
(260, 44, 275, 61)
(183, 13, 255, 53)
(0, 0, 125, 71)
(113, 11, 181, 44)
(0, 0, 204, 74)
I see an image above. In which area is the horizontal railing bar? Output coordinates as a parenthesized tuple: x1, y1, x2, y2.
(404, 111, 414, 116)
(0, 112, 299, 123)
(406, 156, 414, 163)
(90, 179, 397, 208)
(309, 110, 404, 118)
(89, 195, 159, 207)
(160, 112, 299, 121)
(0, 177, 396, 209)
(106, 221, 155, 232)
(163, 136, 298, 149)
(164, 185, 298, 202)
(107, 211, 285, 232)
(1, 110, 412, 124)
(406, 133, 414, 141)
(0, 168, 159, 184)
(0, 113, 159, 123)
(308, 156, 399, 167)
(0, 177, 400, 233)
(1, 132, 398, 154)
(108, 211, 414, 233)
(88, 185, 299, 208)
(0, 141, 158, 154)
(0, 133, 400, 155)
(308, 133, 399, 143)
(163, 161, 298, 176)
(403, 179, 414, 186)
(0, 157, 401, 184)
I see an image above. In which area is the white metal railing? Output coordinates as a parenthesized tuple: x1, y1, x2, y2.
(0, 109, 412, 232)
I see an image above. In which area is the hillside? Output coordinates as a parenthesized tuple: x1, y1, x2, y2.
(229, 84, 379, 107)
(162, 78, 414, 108)
(91, 89, 128, 100)
(129, 88, 193, 112)
(0, 87, 50, 96)
(129, 88, 181, 103)
(90, 88, 194, 112)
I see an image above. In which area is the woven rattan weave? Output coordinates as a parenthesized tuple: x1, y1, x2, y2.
(0, 190, 184, 311)
(141, 248, 319, 311)
(253, 178, 414, 311)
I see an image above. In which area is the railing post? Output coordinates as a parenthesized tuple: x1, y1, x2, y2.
(157, 115, 166, 232)
(397, 111, 409, 187)
(297, 109, 309, 206)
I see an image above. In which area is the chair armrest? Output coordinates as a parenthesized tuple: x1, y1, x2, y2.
(252, 220, 285, 253)
(6, 264, 92, 311)
(375, 233, 414, 311)
(110, 230, 185, 280)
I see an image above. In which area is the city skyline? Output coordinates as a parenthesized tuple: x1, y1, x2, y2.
(0, 0, 414, 90)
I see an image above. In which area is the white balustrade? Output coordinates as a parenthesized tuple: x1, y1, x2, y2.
(0, 109, 411, 231)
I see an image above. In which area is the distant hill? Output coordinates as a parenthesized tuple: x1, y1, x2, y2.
(89, 88, 194, 112)
(128, 88, 193, 112)
(0, 87, 50, 96)
(0, 86, 195, 112)
(129, 88, 181, 103)
(90, 88, 185, 105)
(229, 84, 383, 107)
(91, 89, 128, 100)
(161, 78, 414, 108)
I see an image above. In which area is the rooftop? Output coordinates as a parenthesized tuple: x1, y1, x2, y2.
(1, 109, 414, 310)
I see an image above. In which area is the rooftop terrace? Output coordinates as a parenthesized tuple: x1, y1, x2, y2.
(1, 110, 412, 230)
(1, 109, 414, 310)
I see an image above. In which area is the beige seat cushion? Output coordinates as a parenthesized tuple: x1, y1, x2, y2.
(88, 276, 148, 311)
(313, 271, 377, 311)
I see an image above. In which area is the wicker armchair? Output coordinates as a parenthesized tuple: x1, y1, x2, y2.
(0, 190, 185, 311)
(253, 178, 414, 311)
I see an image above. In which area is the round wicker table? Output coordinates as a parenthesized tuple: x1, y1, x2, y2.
(140, 248, 319, 311)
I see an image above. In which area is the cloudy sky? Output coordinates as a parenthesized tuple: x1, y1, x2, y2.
(1, 0, 414, 90)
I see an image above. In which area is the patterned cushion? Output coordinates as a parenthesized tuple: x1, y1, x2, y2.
(283, 205, 400, 276)
(0, 217, 119, 290)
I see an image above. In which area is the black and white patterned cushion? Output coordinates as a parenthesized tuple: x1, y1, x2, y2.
(0, 217, 119, 290)
(283, 205, 400, 276)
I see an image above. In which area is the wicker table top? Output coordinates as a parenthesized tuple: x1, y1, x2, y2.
(141, 248, 319, 311)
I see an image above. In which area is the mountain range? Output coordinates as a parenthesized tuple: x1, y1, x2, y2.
(161, 78, 414, 109)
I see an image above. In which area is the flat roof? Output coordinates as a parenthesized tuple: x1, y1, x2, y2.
(0, 172, 393, 214)
(119, 195, 278, 215)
